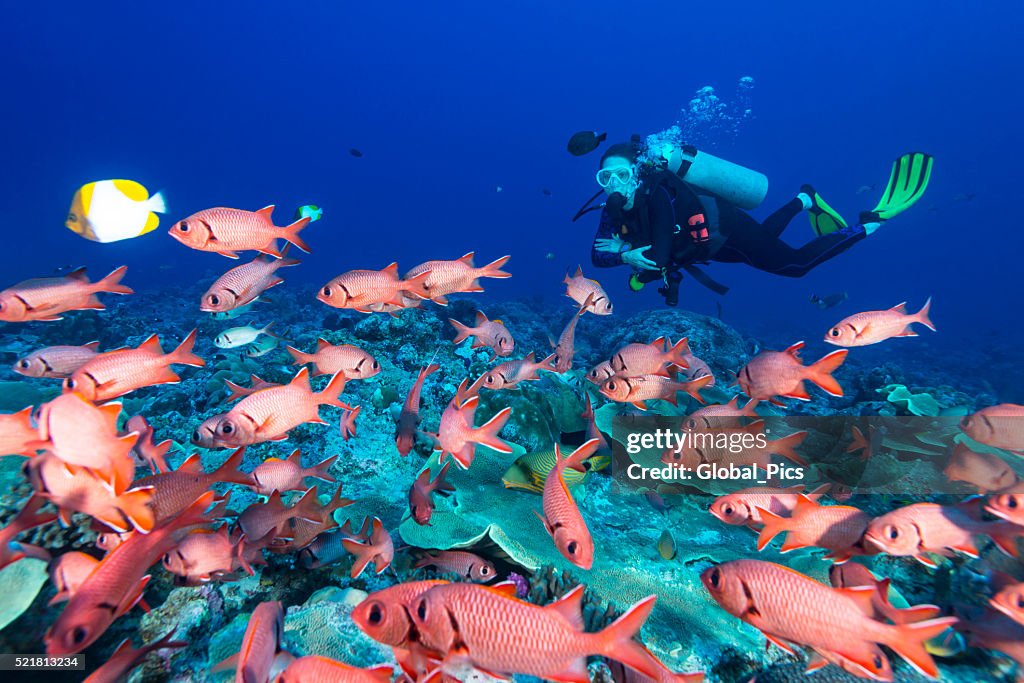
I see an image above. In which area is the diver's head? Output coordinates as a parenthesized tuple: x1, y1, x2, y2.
(597, 143, 640, 209)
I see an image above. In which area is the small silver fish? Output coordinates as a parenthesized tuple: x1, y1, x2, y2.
(214, 322, 275, 348)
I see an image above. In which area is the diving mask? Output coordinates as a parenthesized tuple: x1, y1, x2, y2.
(596, 166, 635, 188)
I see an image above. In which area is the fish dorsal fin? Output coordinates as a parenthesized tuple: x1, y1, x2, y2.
(138, 334, 164, 354)
(97, 401, 123, 427)
(286, 449, 303, 465)
(546, 584, 585, 630)
(524, 351, 535, 363)
(474, 311, 488, 326)
(889, 302, 908, 314)
(487, 581, 520, 598)
(249, 374, 264, 385)
(382, 262, 399, 277)
(65, 267, 89, 282)
(459, 252, 475, 266)
(256, 205, 275, 220)
(315, 338, 331, 351)
(84, 341, 101, 351)
(574, 265, 583, 278)
(178, 453, 204, 473)
(835, 585, 878, 616)
(783, 341, 805, 358)
(726, 396, 740, 408)
(791, 493, 818, 517)
(289, 367, 312, 390)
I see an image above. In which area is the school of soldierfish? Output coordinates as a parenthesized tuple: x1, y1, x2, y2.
(0, 203, 1021, 682)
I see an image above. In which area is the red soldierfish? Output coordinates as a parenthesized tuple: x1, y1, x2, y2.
(825, 298, 934, 347)
(600, 374, 712, 410)
(201, 249, 299, 312)
(223, 374, 280, 403)
(340, 406, 360, 441)
(45, 491, 217, 654)
(702, 559, 956, 680)
(432, 383, 513, 469)
(351, 580, 450, 649)
(468, 352, 557, 394)
(132, 448, 254, 525)
(277, 656, 393, 683)
(960, 404, 1024, 454)
(540, 439, 600, 569)
(211, 600, 293, 682)
(396, 363, 439, 456)
(450, 311, 514, 359)
(14, 342, 100, 378)
(409, 461, 454, 525)
(81, 631, 186, 683)
(317, 263, 430, 313)
(550, 294, 592, 373)
(341, 516, 394, 578)
(683, 396, 760, 430)
(586, 360, 615, 385)
(943, 442, 1018, 493)
(64, 329, 204, 402)
(161, 525, 256, 585)
(286, 338, 380, 378)
(403, 252, 511, 305)
(125, 415, 172, 475)
(237, 488, 323, 543)
(755, 494, 873, 563)
(581, 394, 610, 454)
(709, 484, 829, 528)
(609, 337, 690, 377)
(736, 341, 847, 406)
(0, 266, 133, 322)
(213, 368, 349, 446)
(986, 492, 1024, 525)
(169, 205, 311, 258)
(563, 265, 613, 315)
(414, 550, 496, 583)
(251, 450, 336, 496)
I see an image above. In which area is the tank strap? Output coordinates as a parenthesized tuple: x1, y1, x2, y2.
(681, 264, 730, 295)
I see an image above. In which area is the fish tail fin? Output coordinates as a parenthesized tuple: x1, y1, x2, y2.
(472, 407, 513, 453)
(285, 345, 311, 366)
(281, 216, 312, 253)
(95, 265, 134, 295)
(988, 523, 1024, 558)
(807, 349, 848, 397)
(772, 431, 808, 466)
(754, 507, 790, 551)
(914, 297, 936, 331)
(558, 439, 601, 475)
(215, 447, 254, 487)
(233, 532, 255, 576)
(885, 617, 958, 678)
(679, 375, 713, 403)
(168, 329, 205, 367)
(310, 454, 338, 483)
(340, 405, 361, 440)
(317, 372, 349, 408)
(341, 537, 373, 578)
(146, 191, 167, 214)
(294, 486, 325, 523)
(596, 596, 666, 678)
(118, 487, 155, 533)
(449, 318, 473, 344)
(479, 254, 512, 279)
(666, 337, 692, 369)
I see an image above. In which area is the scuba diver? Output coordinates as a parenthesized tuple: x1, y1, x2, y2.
(579, 137, 932, 306)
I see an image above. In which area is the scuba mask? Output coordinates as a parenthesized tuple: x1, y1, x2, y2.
(596, 165, 638, 204)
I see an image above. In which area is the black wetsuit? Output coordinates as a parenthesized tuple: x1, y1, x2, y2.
(591, 175, 865, 282)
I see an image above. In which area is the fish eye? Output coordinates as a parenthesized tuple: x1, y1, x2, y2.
(66, 378, 75, 389)
(67, 212, 77, 222)
(416, 598, 428, 620)
(887, 526, 899, 540)
(1016, 594, 1024, 610)
(480, 566, 491, 575)
(1009, 496, 1019, 509)
(209, 295, 220, 306)
(322, 286, 332, 297)
(221, 422, 234, 435)
(872, 655, 883, 670)
(17, 359, 29, 368)
(567, 540, 578, 555)
(708, 568, 721, 588)
(607, 381, 616, 390)
(71, 625, 89, 645)
(367, 602, 384, 625)
(723, 504, 734, 516)
(486, 376, 494, 384)
(829, 328, 840, 337)
(191, 430, 202, 443)
(372, 360, 379, 369)
(179, 221, 190, 232)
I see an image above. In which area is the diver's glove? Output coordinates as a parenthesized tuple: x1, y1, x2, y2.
(622, 246, 659, 271)
(594, 235, 630, 253)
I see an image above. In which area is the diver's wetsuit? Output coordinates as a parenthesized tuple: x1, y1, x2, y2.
(591, 177, 865, 279)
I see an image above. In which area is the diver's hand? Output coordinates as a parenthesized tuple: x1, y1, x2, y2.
(594, 235, 629, 253)
(622, 246, 658, 270)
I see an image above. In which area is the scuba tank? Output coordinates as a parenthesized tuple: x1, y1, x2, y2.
(664, 145, 768, 210)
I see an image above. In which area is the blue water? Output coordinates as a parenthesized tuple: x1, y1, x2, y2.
(2, 0, 1020, 368)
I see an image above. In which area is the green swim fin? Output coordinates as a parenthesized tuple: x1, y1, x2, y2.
(866, 152, 933, 222)
(802, 184, 848, 236)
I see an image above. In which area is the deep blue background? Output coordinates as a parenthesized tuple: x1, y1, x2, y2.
(2, 1, 1020, 357)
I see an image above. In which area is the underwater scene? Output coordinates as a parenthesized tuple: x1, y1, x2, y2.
(2, 2, 1023, 682)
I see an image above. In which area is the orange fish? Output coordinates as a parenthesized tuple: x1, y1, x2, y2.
(736, 341, 847, 406)
(409, 461, 455, 525)
(431, 382, 513, 469)
(277, 656, 393, 683)
(201, 249, 299, 312)
(162, 525, 259, 585)
(827, 563, 941, 625)
(14, 342, 100, 378)
(609, 337, 690, 377)
(0, 266, 133, 322)
(286, 338, 380, 378)
(563, 265, 613, 315)
(585, 360, 615, 385)
(986, 492, 1024, 525)
(272, 489, 353, 555)
(407, 582, 700, 683)
(223, 374, 279, 403)
(352, 580, 450, 650)
(340, 405, 361, 441)
(943, 443, 1017, 492)
(45, 491, 216, 654)
(450, 311, 514, 359)
(317, 263, 430, 313)
(756, 494, 873, 563)
(683, 396, 760, 430)
(124, 415, 171, 475)
(191, 413, 228, 448)
(212, 600, 293, 682)
(709, 484, 829, 528)
(540, 440, 600, 569)
(581, 394, 610, 454)
(702, 559, 956, 681)
(864, 501, 1023, 568)
(252, 449, 336, 496)
(825, 298, 934, 347)
(35, 392, 138, 493)
(81, 631, 186, 683)
(132, 448, 254, 526)
(600, 374, 711, 410)
(64, 329, 204, 402)
(237, 488, 323, 543)
(50, 551, 102, 606)
(342, 516, 394, 578)
(403, 252, 511, 304)
(0, 494, 56, 569)
(415, 550, 496, 583)
(397, 363, 440, 456)
(468, 352, 557, 393)
(212, 368, 349, 446)
(677, 350, 715, 386)
(550, 294, 592, 373)
(990, 580, 1024, 627)
(28, 452, 154, 533)
(960, 404, 1024, 454)
(0, 406, 42, 457)
(169, 205, 311, 258)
